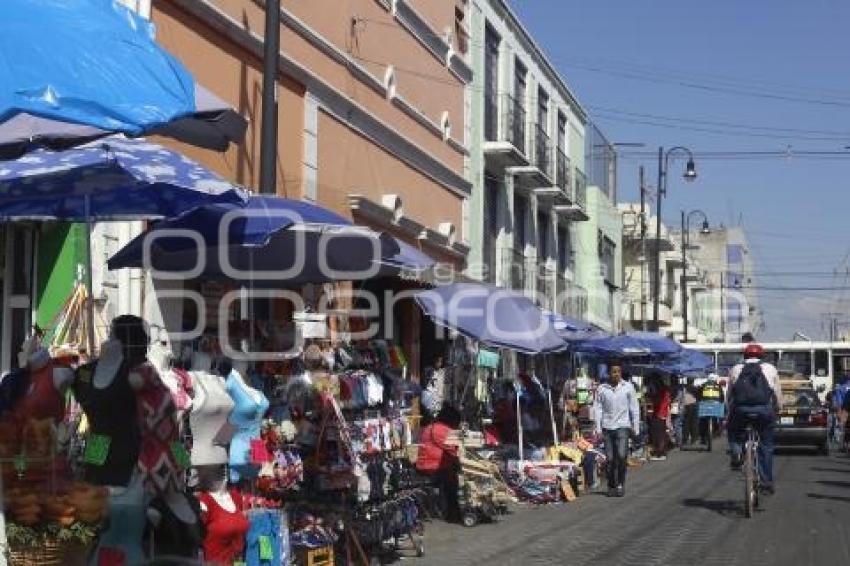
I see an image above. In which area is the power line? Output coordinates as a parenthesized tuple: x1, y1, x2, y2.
(557, 60, 850, 109)
(588, 105, 850, 138)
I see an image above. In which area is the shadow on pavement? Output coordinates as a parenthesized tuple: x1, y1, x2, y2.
(815, 479, 850, 489)
(807, 493, 850, 503)
(682, 498, 742, 517)
(810, 467, 850, 474)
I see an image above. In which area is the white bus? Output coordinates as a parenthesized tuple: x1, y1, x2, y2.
(689, 341, 850, 394)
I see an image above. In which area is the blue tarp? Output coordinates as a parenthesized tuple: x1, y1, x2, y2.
(1, 0, 195, 134)
(0, 136, 245, 220)
(415, 283, 566, 355)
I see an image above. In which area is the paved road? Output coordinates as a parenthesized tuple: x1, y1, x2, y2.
(407, 443, 850, 566)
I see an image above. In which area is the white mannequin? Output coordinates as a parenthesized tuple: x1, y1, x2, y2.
(93, 339, 124, 390)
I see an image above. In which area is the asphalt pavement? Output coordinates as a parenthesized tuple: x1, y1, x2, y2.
(407, 442, 850, 566)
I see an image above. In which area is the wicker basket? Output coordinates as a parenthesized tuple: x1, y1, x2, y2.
(7, 539, 63, 566)
(7, 540, 88, 566)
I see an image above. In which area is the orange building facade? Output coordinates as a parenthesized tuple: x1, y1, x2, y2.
(151, 0, 472, 267)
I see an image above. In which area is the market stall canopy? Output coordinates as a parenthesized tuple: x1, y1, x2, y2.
(572, 331, 683, 357)
(414, 283, 566, 355)
(657, 348, 714, 375)
(0, 136, 246, 220)
(0, 0, 246, 159)
(106, 196, 430, 284)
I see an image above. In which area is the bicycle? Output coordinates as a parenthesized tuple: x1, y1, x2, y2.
(743, 422, 761, 518)
(697, 401, 725, 453)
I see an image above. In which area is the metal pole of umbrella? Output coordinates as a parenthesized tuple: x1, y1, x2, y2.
(84, 195, 96, 357)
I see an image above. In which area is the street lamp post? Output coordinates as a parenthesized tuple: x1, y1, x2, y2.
(652, 146, 697, 330)
(680, 209, 710, 342)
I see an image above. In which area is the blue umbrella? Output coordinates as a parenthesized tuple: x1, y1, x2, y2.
(1, 0, 195, 135)
(658, 348, 714, 374)
(546, 312, 608, 342)
(573, 331, 682, 357)
(0, 136, 245, 220)
(106, 196, 428, 284)
(415, 283, 566, 354)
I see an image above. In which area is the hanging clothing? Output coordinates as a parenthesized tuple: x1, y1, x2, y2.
(132, 361, 183, 495)
(166, 367, 194, 412)
(197, 489, 250, 565)
(148, 490, 205, 559)
(73, 361, 140, 487)
(190, 372, 235, 466)
(10, 361, 65, 423)
(226, 371, 269, 482)
(245, 510, 282, 566)
(90, 478, 147, 566)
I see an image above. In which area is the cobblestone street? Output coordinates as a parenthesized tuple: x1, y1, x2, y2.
(413, 444, 850, 566)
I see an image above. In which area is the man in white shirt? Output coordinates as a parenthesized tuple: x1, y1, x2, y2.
(594, 362, 640, 497)
(727, 343, 782, 493)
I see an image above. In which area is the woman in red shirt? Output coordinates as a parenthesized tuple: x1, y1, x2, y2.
(649, 374, 672, 460)
(416, 406, 462, 519)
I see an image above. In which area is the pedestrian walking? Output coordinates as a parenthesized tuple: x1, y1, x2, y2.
(671, 378, 684, 447)
(682, 378, 699, 446)
(593, 362, 640, 497)
(648, 373, 671, 460)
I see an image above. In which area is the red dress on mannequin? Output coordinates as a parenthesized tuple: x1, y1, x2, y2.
(197, 489, 250, 565)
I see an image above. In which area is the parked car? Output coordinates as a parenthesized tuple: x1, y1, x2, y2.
(774, 387, 829, 455)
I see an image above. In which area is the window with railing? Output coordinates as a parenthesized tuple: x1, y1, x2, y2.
(508, 94, 526, 153)
(556, 149, 571, 194)
(514, 61, 527, 152)
(483, 25, 500, 142)
(483, 178, 499, 283)
(503, 248, 526, 291)
(533, 124, 551, 176)
(537, 211, 549, 261)
(574, 168, 587, 208)
(513, 193, 527, 253)
(599, 233, 616, 286)
(557, 225, 571, 272)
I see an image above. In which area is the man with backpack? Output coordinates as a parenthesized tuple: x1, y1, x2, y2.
(726, 343, 783, 494)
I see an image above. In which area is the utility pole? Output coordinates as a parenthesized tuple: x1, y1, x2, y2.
(639, 166, 647, 332)
(260, 0, 281, 195)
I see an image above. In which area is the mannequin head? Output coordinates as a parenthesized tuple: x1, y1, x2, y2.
(111, 315, 149, 367)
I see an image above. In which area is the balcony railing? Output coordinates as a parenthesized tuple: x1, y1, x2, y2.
(556, 278, 588, 319)
(535, 263, 555, 309)
(532, 124, 551, 177)
(574, 168, 587, 208)
(484, 92, 498, 142)
(556, 149, 571, 195)
(483, 93, 527, 153)
(509, 95, 527, 154)
(503, 248, 527, 291)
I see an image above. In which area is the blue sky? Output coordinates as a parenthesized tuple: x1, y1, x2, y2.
(510, 0, 850, 341)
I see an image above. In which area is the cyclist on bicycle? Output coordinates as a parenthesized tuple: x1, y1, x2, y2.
(727, 343, 783, 494)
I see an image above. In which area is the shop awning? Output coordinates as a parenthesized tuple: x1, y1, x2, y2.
(0, 0, 247, 159)
(0, 136, 246, 221)
(106, 196, 434, 284)
(414, 283, 566, 355)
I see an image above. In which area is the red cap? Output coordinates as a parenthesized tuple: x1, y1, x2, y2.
(744, 343, 764, 358)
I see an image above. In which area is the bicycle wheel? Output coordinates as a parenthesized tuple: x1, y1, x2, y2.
(744, 440, 756, 518)
(706, 419, 713, 452)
